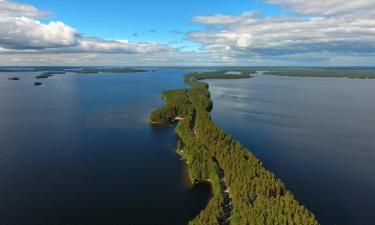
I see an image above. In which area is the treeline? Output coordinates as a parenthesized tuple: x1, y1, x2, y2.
(36, 71, 66, 79)
(265, 69, 375, 79)
(150, 71, 319, 225)
(150, 89, 194, 124)
(34, 68, 147, 79)
(184, 71, 253, 83)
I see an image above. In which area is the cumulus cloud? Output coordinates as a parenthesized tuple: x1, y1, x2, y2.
(193, 11, 258, 25)
(73, 37, 168, 54)
(189, 0, 375, 63)
(0, 0, 168, 55)
(265, 0, 375, 16)
(0, 0, 48, 17)
(0, 16, 78, 50)
(1, 0, 375, 65)
(0, 49, 217, 66)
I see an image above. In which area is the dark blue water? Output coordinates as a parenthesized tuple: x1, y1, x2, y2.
(0, 70, 211, 225)
(207, 72, 375, 225)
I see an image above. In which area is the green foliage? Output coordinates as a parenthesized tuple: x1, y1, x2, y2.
(35, 68, 146, 78)
(189, 194, 223, 225)
(184, 71, 253, 83)
(150, 72, 319, 225)
(150, 89, 193, 124)
(265, 69, 375, 79)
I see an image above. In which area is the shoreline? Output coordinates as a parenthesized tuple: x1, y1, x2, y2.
(176, 149, 213, 189)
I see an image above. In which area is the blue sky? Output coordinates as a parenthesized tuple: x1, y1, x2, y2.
(27, 0, 280, 50)
(0, 0, 375, 66)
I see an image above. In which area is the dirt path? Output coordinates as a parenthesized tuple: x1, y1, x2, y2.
(217, 165, 233, 225)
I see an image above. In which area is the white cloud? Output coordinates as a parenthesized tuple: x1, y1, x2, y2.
(265, 0, 375, 16)
(193, 11, 258, 25)
(1, 0, 375, 65)
(75, 37, 167, 54)
(189, 0, 375, 64)
(0, 0, 48, 17)
(0, 16, 78, 49)
(0, 0, 169, 56)
(0, 49, 217, 66)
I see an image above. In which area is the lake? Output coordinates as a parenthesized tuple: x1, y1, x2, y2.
(0, 69, 211, 225)
(207, 72, 375, 225)
(1, 69, 374, 225)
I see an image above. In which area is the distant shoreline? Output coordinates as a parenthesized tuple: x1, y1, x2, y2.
(264, 69, 375, 79)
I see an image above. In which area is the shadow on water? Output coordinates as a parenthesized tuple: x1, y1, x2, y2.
(150, 125, 213, 224)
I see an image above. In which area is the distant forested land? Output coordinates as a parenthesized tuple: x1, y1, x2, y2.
(34, 68, 146, 79)
(0, 66, 147, 73)
(184, 70, 253, 83)
(36, 71, 66, 79)
(150, 71, 318, 225)
(265, 69, 375, 79)
(72, 68, 147, 74)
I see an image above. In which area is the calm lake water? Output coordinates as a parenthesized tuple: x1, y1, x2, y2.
(207, 72, 375, 225)
(2, 70, 375, 225)
(0, 70, 211, 225)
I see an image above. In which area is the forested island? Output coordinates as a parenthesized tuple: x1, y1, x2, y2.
(36, 71, 66, 79)
(33, 68, 147, 79)
(150, 71, 318, 225)
(184, 70, 253, 82)
(265, 69, 375, 79)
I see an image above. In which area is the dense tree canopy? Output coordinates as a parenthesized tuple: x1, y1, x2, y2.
(184, 71, 253, 83)
(150, 71, 319, 225)
(36, 71, 65, 79)
(265, 69, 375, 79)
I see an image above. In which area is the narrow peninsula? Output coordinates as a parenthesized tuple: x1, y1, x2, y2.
(150, 71, 318, 225)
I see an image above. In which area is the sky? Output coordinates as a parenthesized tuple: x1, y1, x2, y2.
(1, 0, 375, 66)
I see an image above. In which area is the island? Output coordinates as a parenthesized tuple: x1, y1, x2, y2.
(36, 71, 65, 79)
(184, 70, 253, 82)
(150, 71, 319, 225)
(265, 68, 375, 79)
(34, 68, 147, 79)
(8, 77, 20, 80)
